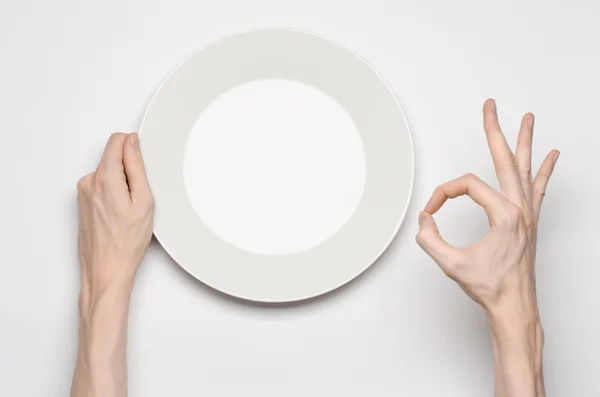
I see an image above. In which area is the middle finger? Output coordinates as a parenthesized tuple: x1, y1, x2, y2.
(515, 113, 534, 202)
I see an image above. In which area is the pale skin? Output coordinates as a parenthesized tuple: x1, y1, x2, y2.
(72, 132, 154, 397)
(416, 99, 558, 397)
(72, 99, 557, 397)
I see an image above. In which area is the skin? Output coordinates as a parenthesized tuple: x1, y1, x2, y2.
(416, 99, 558, 397)
(72, 132, 154, 397)
(72, 99, 557, 396)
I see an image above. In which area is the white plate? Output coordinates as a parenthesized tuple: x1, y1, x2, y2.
(140, 28, 414, 303)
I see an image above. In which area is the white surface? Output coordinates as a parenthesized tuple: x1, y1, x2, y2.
(184, 78, 366, 255)
(141, 28, 413, 302)
(0, 0, 598, 396)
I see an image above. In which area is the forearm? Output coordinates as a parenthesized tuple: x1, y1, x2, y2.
(71, 282, 133, 397)
(487, 294, 545, 397)
(73, 132, 153, 396)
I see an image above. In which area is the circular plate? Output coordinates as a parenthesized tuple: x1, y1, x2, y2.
(140, 28, 414, 303)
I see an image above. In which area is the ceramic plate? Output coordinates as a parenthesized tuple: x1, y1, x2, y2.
(140, 28, 413, 302)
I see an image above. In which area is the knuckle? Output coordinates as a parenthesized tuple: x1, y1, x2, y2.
(110, 132, 127, 140)
(498, 202, 523, 229)
(136, 191, 156, 211)
(145, 195, 156, 212)
(93, 169, 105, 191)
(147, 194, 155, 208)
(76, 173, 94, 194)
(463, 173, 478, 182)
(506, 203, 525, 228)
(76, 178, 86, 193)
(94, 167, 104, 181)
(518, 136, 533, 145)
(106, 132, 128, 147)
(415, 230, 428, 247)
(521, 169, 533, 183)
(432, 186, 444, 197)
(508, 202, 523, 219)
(441, 259, 457, 274)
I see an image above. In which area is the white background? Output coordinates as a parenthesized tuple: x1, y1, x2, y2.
(1, 0, 599, 396)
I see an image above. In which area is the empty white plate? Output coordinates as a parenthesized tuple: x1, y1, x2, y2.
(140, 28, 414, 302)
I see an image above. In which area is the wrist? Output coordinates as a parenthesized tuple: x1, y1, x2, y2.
(73, 286, 131, 397)
(486, 291, 542, 338)
(485, 272, 540, 318)
(486, 296, 544, 397)
(78, 260, 135, 317)
(77, 285, 131, 368)
(486, 285, 544, 353)
(79, 281, 132, 322)
(487, 309, 543, 353)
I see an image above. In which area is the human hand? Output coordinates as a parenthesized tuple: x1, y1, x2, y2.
(416, 99, 558, 312)
(416, 99, 558, 397)
(77, 132, 154, 302)
(72, 132, 154, 397)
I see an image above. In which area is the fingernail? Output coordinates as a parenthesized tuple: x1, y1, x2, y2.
(130, 133, 140, 150)
(552, 150, 560, 163)
(528, 114, 534, 129)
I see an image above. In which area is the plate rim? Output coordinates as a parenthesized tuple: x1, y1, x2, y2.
(139, 27, 415, 303)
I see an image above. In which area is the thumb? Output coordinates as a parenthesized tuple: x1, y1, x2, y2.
(123, 133, 151, 200)
(415, 211, 460, 272)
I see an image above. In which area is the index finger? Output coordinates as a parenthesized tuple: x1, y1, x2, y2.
(123, 133, 152, 201)
(99, 132, 128, 170)
(482, 99, 524, 203)
(424, 173, 506, 221)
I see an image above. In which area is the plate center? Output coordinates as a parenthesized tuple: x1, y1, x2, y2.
(183, 79, 366, 255)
